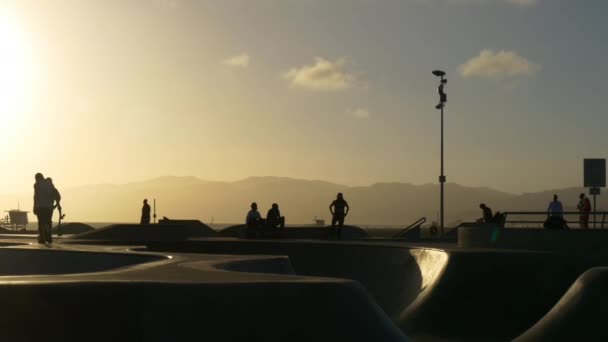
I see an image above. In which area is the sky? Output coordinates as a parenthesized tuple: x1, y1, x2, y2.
(0, 0, 607, 195)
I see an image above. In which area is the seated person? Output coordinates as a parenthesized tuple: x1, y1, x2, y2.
(544, 216, 568, 230)
(246, 202, 263, 238)
(266, 203, 285, 230)
(477, 203, 493, 223)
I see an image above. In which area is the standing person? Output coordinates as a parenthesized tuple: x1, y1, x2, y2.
(329, 193, 349, 240)
(578, 193, 592, 229)
(141, 199, 151, 224)
(547, 194, 564, 218)
(245, 202, 262, 238)
(33, 173, 61, 244)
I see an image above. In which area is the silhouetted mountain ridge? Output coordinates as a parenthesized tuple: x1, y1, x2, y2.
(0, 177, 600, 225)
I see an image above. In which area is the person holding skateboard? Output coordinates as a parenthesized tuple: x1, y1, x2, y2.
(33, 173, 61, 244)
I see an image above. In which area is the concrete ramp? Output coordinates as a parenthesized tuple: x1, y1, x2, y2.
(515, 267, 608, 342)
(399, 250, 589, 341)
(146, 239, 596, 341)
(72, 222, 216, 242)
(0, 245, 407, 341)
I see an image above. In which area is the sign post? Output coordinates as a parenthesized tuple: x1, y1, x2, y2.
(584, 159, 606, 228)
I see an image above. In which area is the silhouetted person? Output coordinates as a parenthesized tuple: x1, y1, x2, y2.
(246, 202, 262, 238)
(329, 193, 349, 240)
(478, 203, 493, 223)
(141, 199, 151, 224)
(266, 203, 285, 230)
(578, 193, 591, 229)
(33, 173, 61, 244)
(547, 194, 564, 218)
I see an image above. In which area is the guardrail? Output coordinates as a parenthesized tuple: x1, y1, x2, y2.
(394, 217, 427, 238)
(503, 211, 608, 229)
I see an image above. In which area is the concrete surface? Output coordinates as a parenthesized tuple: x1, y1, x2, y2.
(0, 242, 406, 342)
(143, 238, 603, 341)
(0, 224, 606, 341)
(515, 267, 608, 342)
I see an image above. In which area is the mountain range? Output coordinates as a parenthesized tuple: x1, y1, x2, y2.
(0, 176, 602, 226)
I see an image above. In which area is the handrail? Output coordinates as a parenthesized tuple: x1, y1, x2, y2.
(394, 217, 427, 238)
(503, 211, 608, 229)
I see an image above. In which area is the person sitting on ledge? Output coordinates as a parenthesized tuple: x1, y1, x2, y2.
(478, 203, 493, 223)
(547, 194, 564, 218)
(245, 202, 263, 238)
(266, 203, 285, 230)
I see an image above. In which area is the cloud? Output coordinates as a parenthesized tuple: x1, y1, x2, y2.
(416, 0, 539, 6)
(506, 0, 538, 5)
(152, 0, 179, 9)
(351, 108, 370, 119)
(460, 49, 540, 80)
(222, 53, 250, 68)
(283, 57, 355, 91)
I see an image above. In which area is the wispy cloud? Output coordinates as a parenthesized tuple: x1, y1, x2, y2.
(222, 53, 250, 68)
(152, 0, 179, 9)
(506, 0, 538, 6)
(460, 49, 540, 80)
(350, 108, 371, 120)
(416, 0, 539, 6)
(283, 57, 355, 91)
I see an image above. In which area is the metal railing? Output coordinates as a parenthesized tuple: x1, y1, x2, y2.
(503, 211, 608, 229)
(394, 217, 427, 238)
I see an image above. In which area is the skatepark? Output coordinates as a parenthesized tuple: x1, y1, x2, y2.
(0, 222, 607, 341)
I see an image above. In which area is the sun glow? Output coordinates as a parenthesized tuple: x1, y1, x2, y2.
(0, 14, 34, 123)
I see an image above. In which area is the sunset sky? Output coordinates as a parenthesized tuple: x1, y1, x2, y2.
(0, 0, 606, 194)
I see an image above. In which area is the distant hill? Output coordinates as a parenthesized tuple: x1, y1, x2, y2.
(0, 176, 601, 226)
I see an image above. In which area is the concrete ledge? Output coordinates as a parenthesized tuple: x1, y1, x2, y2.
(459, 223, 608, 252)
(213, 256, 296, 275)
(219, 225, 369, 240)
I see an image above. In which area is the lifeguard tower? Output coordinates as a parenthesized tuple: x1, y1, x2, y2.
(313, 216, 325, 227)
(1, 209, 29, 231)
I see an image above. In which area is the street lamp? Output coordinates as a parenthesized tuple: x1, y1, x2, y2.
(433, 70, 447, 235)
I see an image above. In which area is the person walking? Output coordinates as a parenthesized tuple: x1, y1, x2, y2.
(141, 199, 151, 224)
(329, 193, 349, 240)
(578, 193, 591, 229)
(33, 173, 61, 244)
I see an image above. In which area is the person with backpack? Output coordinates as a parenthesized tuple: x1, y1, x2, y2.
(33, 173, 61, 244)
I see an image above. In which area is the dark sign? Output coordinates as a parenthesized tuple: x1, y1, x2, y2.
(584, 159, 606, 188)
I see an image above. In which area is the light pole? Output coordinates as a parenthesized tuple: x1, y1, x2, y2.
(433, 70, 447, 235)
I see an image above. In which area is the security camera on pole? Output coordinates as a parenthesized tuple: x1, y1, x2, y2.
(433, 70, 447, 235)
